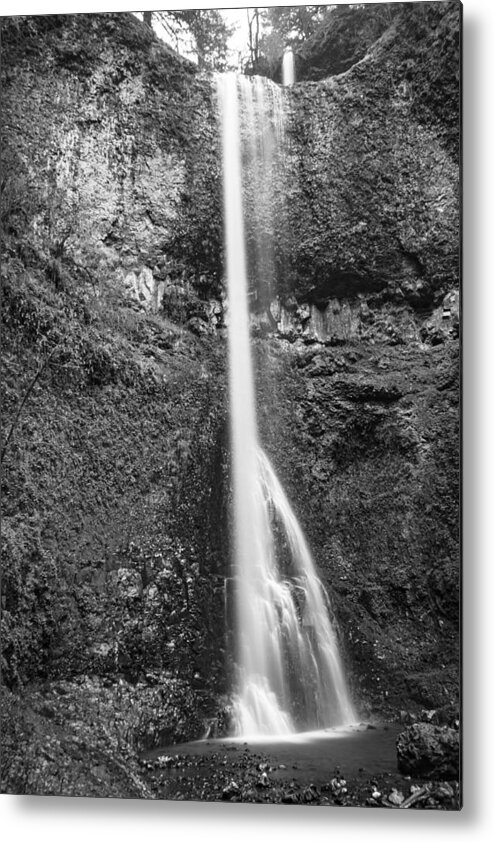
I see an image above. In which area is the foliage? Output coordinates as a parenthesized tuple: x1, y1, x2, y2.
(1, 674, 204, 795)
(295, 3, 398, 79)
(1, 168, 228, 698)
(144, 9, 234, 71)
(244, 5, 333, 75)
(392, 2, 461, 162)
(276, 4, 460, 305)
(264, 4, 332, 47)
(245, 4, 408, 82)
(1, 173, 37, 239)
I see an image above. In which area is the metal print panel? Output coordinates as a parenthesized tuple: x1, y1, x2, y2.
(1, 2, 461, 809)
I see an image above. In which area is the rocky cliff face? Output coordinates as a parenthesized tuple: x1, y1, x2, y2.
(253, 2, 460, 717)
(1, 16, 231, 786)
(1, 6, 459, 795)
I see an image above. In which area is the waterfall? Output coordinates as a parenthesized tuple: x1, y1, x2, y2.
(282, 47, 295, 86)
(217, 73, 356, 737)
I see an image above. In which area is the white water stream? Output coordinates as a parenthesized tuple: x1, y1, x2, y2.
(217, 73, 356, 737)
(282, 47, 295, 87)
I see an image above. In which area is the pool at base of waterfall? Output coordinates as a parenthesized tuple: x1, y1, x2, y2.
(138, 722, 460, 808)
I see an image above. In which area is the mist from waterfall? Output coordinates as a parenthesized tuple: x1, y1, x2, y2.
(217, 73, 356, 737)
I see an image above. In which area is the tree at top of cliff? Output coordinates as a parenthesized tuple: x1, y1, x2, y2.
(247, 4, 399, 80)
(243, 5, 329, 74)
(265, 4, 334, 45)
(292, 2, 399, 79)
(142, 9, 234, 71)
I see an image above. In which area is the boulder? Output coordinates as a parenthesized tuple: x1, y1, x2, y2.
(396, 723, 459, 780)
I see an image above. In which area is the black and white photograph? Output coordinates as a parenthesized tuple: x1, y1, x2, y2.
(1, 0, 464, 820)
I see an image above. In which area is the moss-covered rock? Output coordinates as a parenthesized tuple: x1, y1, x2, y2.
(396, 722, 460, 780)
(1, 10, 231, 686)
(278, 4, 460, 309)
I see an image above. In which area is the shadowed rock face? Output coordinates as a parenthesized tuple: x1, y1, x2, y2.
(278, 8, 460, 314)
(1, 13, 225, 328)
(1, 14, 231, 727)
(282, 3, 460, 160)
(396, 723, 460, 780)
(296, 4, 401, 80)
(1, 4, 459, 784)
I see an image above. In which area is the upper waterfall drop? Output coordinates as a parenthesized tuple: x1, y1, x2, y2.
(217, 72, 356, 737)
(282, 47, 295, 86)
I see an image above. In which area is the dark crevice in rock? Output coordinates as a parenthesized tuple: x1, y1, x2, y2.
(307, 271, 386, 305)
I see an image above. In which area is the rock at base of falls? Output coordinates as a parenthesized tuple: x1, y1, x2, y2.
(396, 723, 460, 781)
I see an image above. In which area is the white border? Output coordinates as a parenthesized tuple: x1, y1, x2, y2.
(1, 1, 493, 840)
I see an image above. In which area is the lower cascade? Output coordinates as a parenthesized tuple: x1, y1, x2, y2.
(218, 73, 356, 737)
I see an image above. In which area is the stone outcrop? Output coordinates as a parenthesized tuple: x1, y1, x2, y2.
(1, 15, 230, 735)
(1, 14, 223, 327)
(279, 8, 460, 315)
(396, 723, 460, 780)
